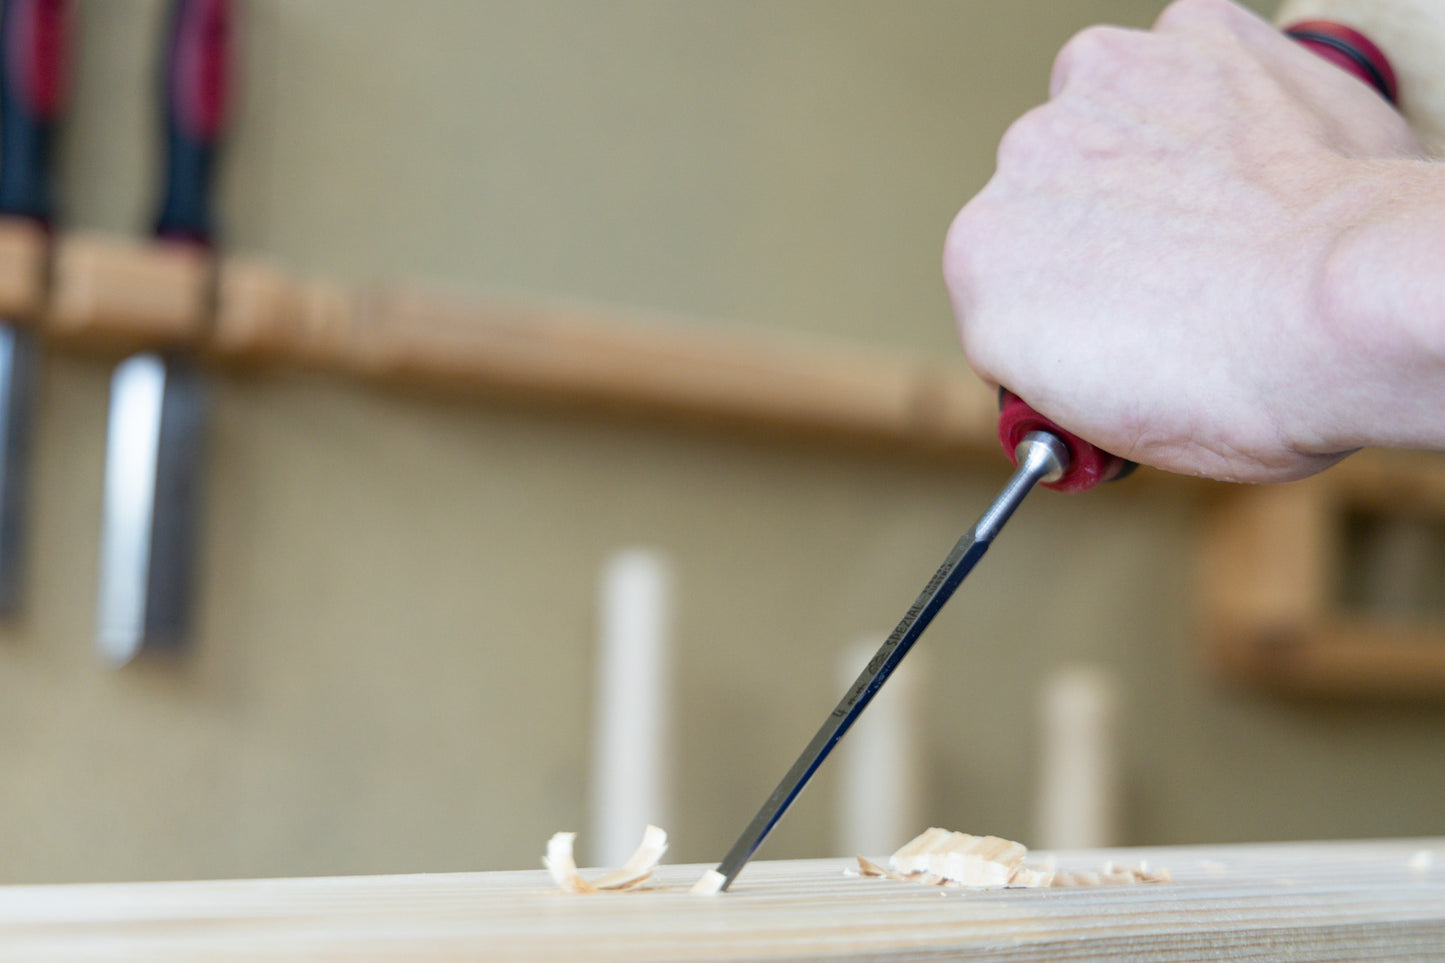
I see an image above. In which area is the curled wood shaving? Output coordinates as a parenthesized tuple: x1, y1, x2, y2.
(544, 832, 596, 894)
(543, 825, 669, 894)
(856, 828, 1170, 890)
(591, 825, 669, 890)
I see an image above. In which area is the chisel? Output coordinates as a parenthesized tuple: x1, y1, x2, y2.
(703, 22, 1399, 892)
(0, 0, 67, 617)
(96, 0, 230, 665)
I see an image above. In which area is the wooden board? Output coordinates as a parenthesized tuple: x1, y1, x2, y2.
(0, 839, 1441, 960)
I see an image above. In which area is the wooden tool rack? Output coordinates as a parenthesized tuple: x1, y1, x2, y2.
(9, 224, 1000, 456)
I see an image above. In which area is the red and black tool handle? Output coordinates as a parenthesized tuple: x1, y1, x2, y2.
(997, 20, 1399, 493)
(0, 0, 67, 224)
(152, 0, 230, 247)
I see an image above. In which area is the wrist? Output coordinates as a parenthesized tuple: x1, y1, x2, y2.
(1316, 159, 1445, 453)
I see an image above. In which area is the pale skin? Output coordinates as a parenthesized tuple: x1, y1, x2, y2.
(944, 0, 1445, 483)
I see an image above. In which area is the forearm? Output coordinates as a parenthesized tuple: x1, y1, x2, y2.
(1322, 158, 1445, 452)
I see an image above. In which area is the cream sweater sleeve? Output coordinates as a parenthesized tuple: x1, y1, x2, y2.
(1276, 0, 1445, 154)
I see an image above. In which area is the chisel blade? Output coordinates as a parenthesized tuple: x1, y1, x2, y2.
(96, 352, 206, 665)
(0, 323, 37, 615)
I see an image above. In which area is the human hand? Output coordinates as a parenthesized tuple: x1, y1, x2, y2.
(944, 0, 1424, 482)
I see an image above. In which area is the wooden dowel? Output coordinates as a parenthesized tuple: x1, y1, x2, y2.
(590, 548, 674, 868)
(1035, 663, 1120, 850)
(834, 636, 924, 859)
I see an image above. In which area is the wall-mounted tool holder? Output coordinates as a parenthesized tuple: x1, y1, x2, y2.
(1199, 451, 1445, 699)
(27, 228, 1001, 458)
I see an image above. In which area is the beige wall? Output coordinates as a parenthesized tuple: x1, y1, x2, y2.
(0, 0, 1440, 884)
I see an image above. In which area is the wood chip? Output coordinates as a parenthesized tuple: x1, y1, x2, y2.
(863, 828, 1170, 891)
(885, 829, 1026, 889)
(543, 826, 669, 894)
(888, 827, 953, 874)
(1006, 865, 1056, 888)
(855, 856, 902, 880)
(689, 870, 726, 895)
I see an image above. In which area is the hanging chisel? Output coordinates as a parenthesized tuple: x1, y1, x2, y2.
(0, 0, 67, 617)
(701, 21, 1399, 892)
(96, 0, 230, 665)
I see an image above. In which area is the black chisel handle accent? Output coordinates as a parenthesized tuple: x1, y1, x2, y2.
(153, 0, 230, 245)
(0, 0, 66, 223)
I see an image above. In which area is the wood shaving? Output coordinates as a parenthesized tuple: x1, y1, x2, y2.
(854, 828, 1170, 890)
(543, 825, 668, 894)
(544, 832, 596, 894)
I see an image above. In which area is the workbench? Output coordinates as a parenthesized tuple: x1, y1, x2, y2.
(1, 839, 1440, 960)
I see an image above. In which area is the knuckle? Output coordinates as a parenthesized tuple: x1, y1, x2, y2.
(943, 218, 1007, 384)
(942, 203, 985, 297)
(958, 317, 1004, 390)
(1060, 24, 1120, 63)
(995, 105, 1050, 170)
(1051, 25, 1138, 96)
(942, 207, 997, 368)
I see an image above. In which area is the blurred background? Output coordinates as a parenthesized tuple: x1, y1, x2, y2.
(1, 0, 1442, 884)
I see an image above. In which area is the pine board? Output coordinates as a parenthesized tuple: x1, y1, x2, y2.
(0, 839, 1442, 960)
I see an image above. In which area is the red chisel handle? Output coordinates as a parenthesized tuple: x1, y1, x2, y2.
(1284, 21, 1397, 103)
(996, 20, 1399, 493)
(997, 389, 1132, 493)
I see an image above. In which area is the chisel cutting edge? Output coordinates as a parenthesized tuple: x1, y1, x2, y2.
(707, 18, 1400, 891)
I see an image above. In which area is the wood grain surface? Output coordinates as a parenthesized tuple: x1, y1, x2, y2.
(0, 839, 1440, 960)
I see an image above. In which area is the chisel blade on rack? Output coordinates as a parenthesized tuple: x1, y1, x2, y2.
(0, 0, 67, 617)
(96, 0, 230, 665)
